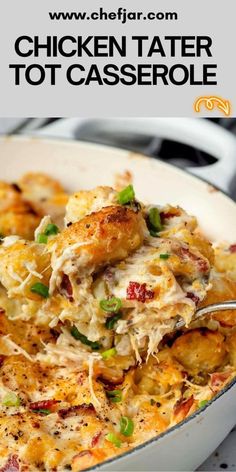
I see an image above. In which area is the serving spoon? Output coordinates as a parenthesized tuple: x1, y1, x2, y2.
(175, 301, 236, 329)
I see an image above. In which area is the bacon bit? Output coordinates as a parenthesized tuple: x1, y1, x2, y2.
(177, 247, 209, 273)
(0, 308, 5, 315)
(215, 317, 236, 328)
(0, 455, 19, 472)
(160, 211, 177, 220)
(210, 372, 232, 392)
(49, 328, 60, 340)
(160, 208, 181, 221)
(0, 356, 5, 367)
(98, 377, 124, 390)
(174, 396, 194, 420)
(31, 421, 40, 429)
(76, 451, 93, 458)
(182, 371, 188, 380)
(58, 403, 95, 419)
(229, 244, 236, 254)
(29, 399, 59, 411)
(186, 292, 200, 305)
(72, 451, 95, 470)
(77, 372, 86, 385)
(91, 431, 102, 448)
(126, 281, 154, 303)
(60, 274, 73, 302)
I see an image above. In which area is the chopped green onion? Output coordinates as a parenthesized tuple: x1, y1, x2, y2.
(159, 253, 170, 260)
(105, 313, 122, 330)
(30, 282, 49, 298)
(106, 389, 122, 403)
(0, 233, 4, 242)
(70, 325, 100, 350)
(36, 223, 59, 243)
(149, 230, 159, 238)
(101, 348, 117, 360)
(120, 416, 134, 437)
(44, 223, 59, 236)
(37, 233, 48, 244)
(117, 185, 135, 205)
(100, 297, 122, 313)
(199, 400, 208, 408)
(148, 207, 163, 234)
(2, 392, 21, 407)
(150, 399, 155, 406)
(33, 408, 51, 415)
(106, 433, 121, 448)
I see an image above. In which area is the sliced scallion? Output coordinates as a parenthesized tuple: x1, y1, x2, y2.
(149, 229, 159, 238)
(106, 389, 122, 403)
(148, 207, 163, 234)
(199, 400, 208, 408)
(30, 282, 49, 298)
(105, 313, 122, 330)
(117, 185, 135, 205)
(100, 297, 122, 313)
(37, 233, 48, 244)
(120, 416, 134, 437)
(2, 392, 21, 407)
(70, 325, 100, 350)
(159, 253, 170, 260)
(44, 223, 59, 236)
(33, 408, 51, 415)
(101, 348, 117, 360)
(106, 432, 122, 448)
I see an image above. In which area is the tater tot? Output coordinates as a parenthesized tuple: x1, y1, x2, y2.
(18, 173, 68, 227)
(0, 212, 41, 240)
(0, 182, 28, 213)
(0, 240, 51, 300)
(18, 172, 64, 201)
(54, 205, 145, 271)
(171, 329, 227, 374)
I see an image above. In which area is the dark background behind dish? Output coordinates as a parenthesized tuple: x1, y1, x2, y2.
(1, 118, 236, 199)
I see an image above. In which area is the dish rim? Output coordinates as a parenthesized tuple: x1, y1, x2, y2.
(1, 133, 235, 203)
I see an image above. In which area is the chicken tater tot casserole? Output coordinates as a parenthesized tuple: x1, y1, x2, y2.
(0, 173, 236, 472)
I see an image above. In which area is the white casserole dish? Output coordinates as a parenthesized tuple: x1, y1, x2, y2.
(0, 124, 236, 471)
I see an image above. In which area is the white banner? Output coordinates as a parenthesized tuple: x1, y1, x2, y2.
(0, 0, 235, 117)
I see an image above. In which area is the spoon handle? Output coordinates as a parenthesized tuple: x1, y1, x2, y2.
(175, 300, 236, 330)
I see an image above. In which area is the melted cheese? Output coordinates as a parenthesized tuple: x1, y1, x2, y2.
(49, 242, 92, 294)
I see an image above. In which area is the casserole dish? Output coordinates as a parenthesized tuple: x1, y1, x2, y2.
(0, 124, 236, 471)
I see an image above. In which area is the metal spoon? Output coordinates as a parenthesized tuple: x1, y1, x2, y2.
(175, 301, 236, 329)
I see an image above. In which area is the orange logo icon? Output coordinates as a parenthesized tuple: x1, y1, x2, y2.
(194, 96, 231, 117)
